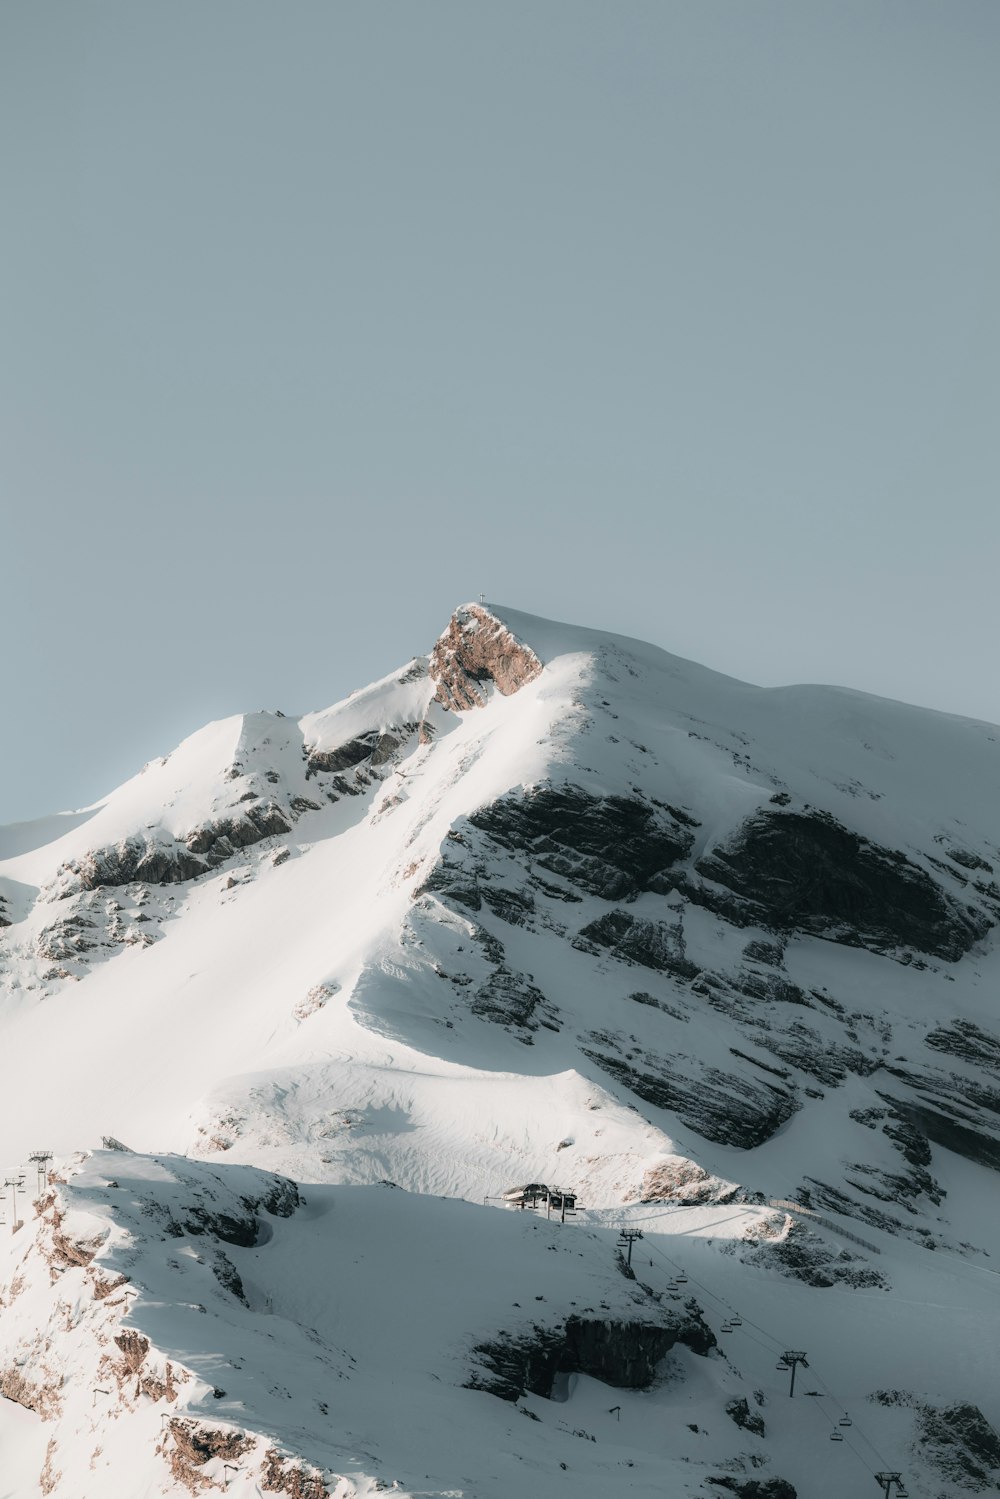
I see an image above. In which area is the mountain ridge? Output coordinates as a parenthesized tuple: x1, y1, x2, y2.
(1, 602, 999, 1499)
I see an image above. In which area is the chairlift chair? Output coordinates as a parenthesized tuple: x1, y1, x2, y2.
(829, 1431, 844, 1442)
(838, 1415, 852, 1427)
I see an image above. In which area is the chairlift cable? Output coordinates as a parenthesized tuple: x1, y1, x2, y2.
(603, 1201, 902, 1483)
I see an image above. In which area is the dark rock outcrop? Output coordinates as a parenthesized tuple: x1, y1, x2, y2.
(471, 963, 557, 1037)
(753, 1020, 876, 1088)
(305, 724, 417, 777)
(917, 1401, 1000, 1490)
(695, 809, 990, 961)
(211, 1249, 248, 1304)
(147, 1170, 299, 1247)
(925, 1020, 1000, 1072)
(583, 1033, 800, 1148)
(471, 784, 694, 901)
(730, 1217, 889, 1289)
(185, 801, 292, 864)
(880, 1090, 1000, 1173)
(481, 883, 536, 927)
(56, 833, 211, 894)
(415, 907, 559, 1040)
(54, 797, 301, 896)
(874, 1058, 1000, 1174)
(710, 1481, 797, 1499)
(576, 910, 698, 979)
(416, 855, 485, 912)
(469, 1307, 715, 1402)
(725, 1395, 766, 1436)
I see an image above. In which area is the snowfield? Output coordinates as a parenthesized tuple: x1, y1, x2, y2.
(1, 603, 999, 1498)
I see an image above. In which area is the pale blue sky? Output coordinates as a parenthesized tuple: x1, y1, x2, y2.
(2, 2, 998, 822)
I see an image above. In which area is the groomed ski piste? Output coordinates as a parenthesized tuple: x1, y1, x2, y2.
(2, 603, 999, 1498)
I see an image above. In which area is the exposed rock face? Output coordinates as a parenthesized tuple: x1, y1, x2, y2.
(636, 1158, 745, 1206)
(0, 1364, 61, 1418)
(469, 787, 986, 966)
(751, 1020, 875, 1088)
(925, 1019, 1000, 1071)
(725, 1395, 766, 1436)
(878, 1067, 1000, 1173)
(415, 901, 559, 1040)
(55, 832, 210, 895)
(711, 1481, 797, 1499)
(416, 852, 489, 913)
(916, 1401, 1000, 1490)
(51, 797, 308, 900)
(134, 1167, 299, 1247)
(28, 890, 164, 972)
(577, 910, 698, 977)
(185, 800, 293, 863)
(260, 1450, 329, 1497)
(469, 1306, 716, 1401)
(470, 961, 556, 1038)
(166, 1419, 254, 1470)
(305, 723, 418, 777)
(582, 1033, 800, 1148)
(430, 604, 543, 711)
(471, 785, 695, 900)
(695, 808, 990, 961)
(728, 1216, 889, 1290)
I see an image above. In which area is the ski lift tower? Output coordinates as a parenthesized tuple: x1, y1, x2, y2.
(28, 1151, 53, 1198)
(775, 1350, 809, 1396)
(2, 1174, 26, 1235)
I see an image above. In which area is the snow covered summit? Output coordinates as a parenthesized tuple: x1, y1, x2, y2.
(1, 603, 999, 1499)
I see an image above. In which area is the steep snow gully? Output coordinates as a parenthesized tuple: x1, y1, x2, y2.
(2, 603, 1000, 1499)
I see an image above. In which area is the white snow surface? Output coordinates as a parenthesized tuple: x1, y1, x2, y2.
(1, 602, 999, 1498)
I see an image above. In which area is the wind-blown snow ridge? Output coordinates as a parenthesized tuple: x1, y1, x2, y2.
(1, 602, 999, 1499)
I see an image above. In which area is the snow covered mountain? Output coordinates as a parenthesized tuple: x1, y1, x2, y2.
(2, 602, 999, 1499)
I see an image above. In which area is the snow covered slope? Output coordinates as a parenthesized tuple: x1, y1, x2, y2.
(2, 603, 999, 1499)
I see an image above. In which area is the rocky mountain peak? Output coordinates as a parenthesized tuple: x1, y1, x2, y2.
(429, 603, 544, 711)
(3, 604, 1000, 1499)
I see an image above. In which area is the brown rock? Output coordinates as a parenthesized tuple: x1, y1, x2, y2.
(429, 605, 542, 712)
(260, 1448, 329, 1497)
